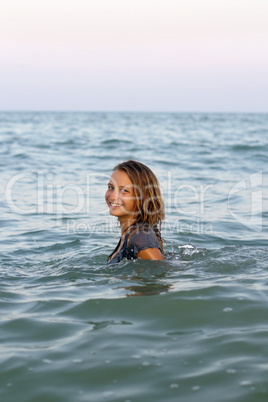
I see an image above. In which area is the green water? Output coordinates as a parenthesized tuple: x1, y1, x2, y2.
(0, 112, 268, 401)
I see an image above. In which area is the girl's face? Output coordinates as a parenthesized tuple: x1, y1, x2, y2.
(105, 170, 136, 221)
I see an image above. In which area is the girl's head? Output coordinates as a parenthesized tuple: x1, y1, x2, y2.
(105, 160, 165, 240)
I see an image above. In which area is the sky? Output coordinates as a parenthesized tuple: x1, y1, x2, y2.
(1, 0, 268, 112)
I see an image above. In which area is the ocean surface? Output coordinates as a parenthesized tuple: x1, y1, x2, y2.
(0, 112, 268, 402)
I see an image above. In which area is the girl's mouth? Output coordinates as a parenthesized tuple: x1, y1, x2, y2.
(109, 202, 123, 207)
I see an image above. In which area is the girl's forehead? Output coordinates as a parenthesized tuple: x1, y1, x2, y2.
(109, 170, 132, 186)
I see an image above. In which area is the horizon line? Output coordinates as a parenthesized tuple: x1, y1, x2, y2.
(0, 110, 267, 114)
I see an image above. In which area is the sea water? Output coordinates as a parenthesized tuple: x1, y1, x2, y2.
(0, 112, 268, 401)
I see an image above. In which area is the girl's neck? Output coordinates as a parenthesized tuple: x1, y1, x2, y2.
(119, 218, 136, 236)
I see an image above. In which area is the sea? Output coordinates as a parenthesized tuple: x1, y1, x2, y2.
(0, 112, 268, 402)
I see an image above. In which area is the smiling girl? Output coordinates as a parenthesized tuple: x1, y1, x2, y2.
(105, 160, 165, 264)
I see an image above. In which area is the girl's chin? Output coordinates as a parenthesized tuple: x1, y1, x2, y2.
(109, 210, 119, 216)
(109, 208, 122, 216)
(109, 208, 132, 218)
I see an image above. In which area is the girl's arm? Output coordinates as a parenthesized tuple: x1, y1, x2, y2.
(137, 248, 164, 261)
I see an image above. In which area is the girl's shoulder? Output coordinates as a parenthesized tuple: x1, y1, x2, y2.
(127, 225, 160, 252)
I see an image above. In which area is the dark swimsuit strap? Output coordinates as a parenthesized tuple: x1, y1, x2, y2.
(108, 225, 137, 261)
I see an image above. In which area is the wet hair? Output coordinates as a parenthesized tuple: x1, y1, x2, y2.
(113, 160, 165, 249)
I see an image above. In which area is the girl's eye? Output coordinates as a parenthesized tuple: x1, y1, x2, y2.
(121, 189, 128, 193)
(108, 185, 114, 190)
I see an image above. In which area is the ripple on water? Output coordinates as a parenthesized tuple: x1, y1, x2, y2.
(1, 112, 268, 401)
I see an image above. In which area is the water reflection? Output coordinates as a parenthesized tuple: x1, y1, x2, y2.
(118, 261, 174, 297)
(124, 282, 172, 296)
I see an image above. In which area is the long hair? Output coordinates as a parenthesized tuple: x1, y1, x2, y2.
(113, 160, 165, 248)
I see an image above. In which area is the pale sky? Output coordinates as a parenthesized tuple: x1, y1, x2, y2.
(1, 0, 268, 112)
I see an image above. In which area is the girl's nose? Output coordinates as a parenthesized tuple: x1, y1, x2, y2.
(110, 188, 119, 201)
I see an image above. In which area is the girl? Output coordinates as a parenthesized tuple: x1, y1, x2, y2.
(105, 160, 165, 264)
